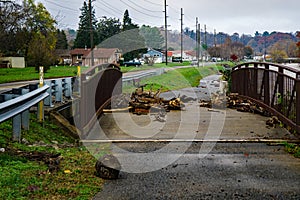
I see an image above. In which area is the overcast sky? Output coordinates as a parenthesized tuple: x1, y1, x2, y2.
(38, 0, 299, 35)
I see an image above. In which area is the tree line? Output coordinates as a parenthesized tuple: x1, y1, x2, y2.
(0, 0, 165, 69)
(1, 0, 299, 69)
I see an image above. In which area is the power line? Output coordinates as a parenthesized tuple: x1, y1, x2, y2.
(44, 0, 78, 12)
(126, 0, 162, 13)
(120, 0, 162, 19)
(95, 1, 159, 26)
(98, 0, 124, 14)
(95, 4, 121, 18)
(144, 0, 163, 7)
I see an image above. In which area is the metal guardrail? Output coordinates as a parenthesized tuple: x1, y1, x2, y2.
(122, 68, 165, 84)
(0, 85, 49, 141)
(231, 62, 300, 134)
(44, 77, 74, 107)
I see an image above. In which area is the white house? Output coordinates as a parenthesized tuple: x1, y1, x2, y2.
(143, 49, 163, 63)
(0, 57, 25, 68)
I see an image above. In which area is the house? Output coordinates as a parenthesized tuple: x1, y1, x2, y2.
(70, 48, 91, 66)
(0, 57, 25, 68)
(143, 49, 163, 63)
(170, 50, 195, 61)
(55, 49, 71, 65)
(83, 48, 121, 67)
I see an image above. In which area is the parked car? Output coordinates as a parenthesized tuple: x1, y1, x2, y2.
(123, 60, 142, 67)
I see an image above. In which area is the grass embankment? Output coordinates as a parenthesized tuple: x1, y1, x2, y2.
(123, 65, 224, 93)
(0, 62, 191, 84)
(0, 66, 80, 84)
(0, 115, 109, 199)
(120, 61, 191, 73)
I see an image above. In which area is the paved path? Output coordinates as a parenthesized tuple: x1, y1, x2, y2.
(85, 74, 299, 200)
(92, 143, 300, 200)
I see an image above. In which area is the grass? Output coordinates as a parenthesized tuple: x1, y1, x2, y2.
(283, 142, 300, 158)
(120, 61, 191, 73)
(0, 62, 192, 84)
(0, 114, 110, 199)
(123, 64, 224, 93)
(0, 66, 80, 84)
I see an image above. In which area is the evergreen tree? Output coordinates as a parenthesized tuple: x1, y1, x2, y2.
(73, 1, 99, 48)
(97, 17, 122, 44)
(56, 29, 68, 49)
(122, 9, 138, 31)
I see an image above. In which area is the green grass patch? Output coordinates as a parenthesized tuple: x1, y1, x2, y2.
(120, 61, 191, 73)
(283, 142, 300, 158)
(0, 114, 108, 199)
(0, 66, 82, 84)
(123, 65, 224, 93)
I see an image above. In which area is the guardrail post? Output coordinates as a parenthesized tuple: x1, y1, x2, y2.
(55, 79, 63, 102)
(21, 88, 30, 130)
(63, 78, 72, 98)
(44, 80, 53, 107)
(11, 88, 22, 141)
(12, 114, 21, 142)
(38, 66, 44, 122)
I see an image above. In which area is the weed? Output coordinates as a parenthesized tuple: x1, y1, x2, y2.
(283, 142, 300, 158)
(0, 114, 106, 199)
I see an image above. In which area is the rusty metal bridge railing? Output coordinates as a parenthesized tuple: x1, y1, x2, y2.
(76, 63, 122, 135)
(231, 62, 300, 134)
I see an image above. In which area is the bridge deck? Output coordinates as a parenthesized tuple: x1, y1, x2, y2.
(85, 103, 297, 142)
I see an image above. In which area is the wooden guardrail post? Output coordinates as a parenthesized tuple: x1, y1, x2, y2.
(38, 66, 44, 122)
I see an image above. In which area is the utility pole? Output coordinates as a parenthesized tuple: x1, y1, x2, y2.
(204, 24, 207, 48)
(89, 0, 94, 67)
(196, 18, 199, 67)
(197, 23, 200, 67)
(204, 24, 207, 62)
(198, 24, 202, 66)
(180, 8, 184, 63)
(164, 0, 168, 65)
(214, 29, 217, 47)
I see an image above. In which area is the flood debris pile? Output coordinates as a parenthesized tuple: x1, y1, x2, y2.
(199, 93, 285, 128)
(226, 93, 270, 116)
(110, 85, 186, 115)
(199, 93, 270, 116)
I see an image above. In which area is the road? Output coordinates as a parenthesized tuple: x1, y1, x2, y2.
(85, 74, 299, 200)
(92, 143, 300, 200)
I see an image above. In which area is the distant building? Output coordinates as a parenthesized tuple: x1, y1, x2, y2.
(170, 50, 195, 61)
(55, 49, 71, 65)
(83, 48, 121, 67)
(0, 57, 25, 68)
(70, 48, 91, 66)
(143, 49, 163, 63)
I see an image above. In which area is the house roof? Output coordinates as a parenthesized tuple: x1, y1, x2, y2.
(147, 49, 162, 54)
(84, 48, 119, 59)
(185, 50, 196, 57)
(55, 49, 71, 57)
(70, 48, 91, 56)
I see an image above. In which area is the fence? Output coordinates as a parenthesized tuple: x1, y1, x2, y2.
(231, 62, 300, 133)
(122, 68, 165, 85)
